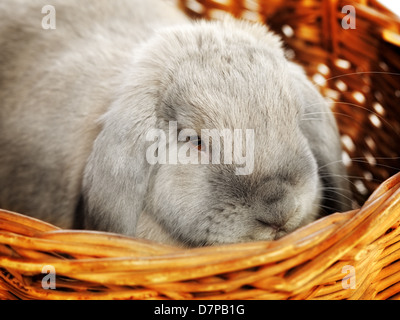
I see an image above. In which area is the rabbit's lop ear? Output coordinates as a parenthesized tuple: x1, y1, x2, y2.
(288, 62, 353, 214)
(82, 56, 161, 235)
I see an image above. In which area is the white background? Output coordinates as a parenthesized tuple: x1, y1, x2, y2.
(378, 0, 400, 16)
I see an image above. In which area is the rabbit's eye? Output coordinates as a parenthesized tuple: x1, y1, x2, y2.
(187, 136, 206, 152)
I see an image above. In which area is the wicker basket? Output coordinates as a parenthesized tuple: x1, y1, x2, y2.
(1, 0, 400, 300)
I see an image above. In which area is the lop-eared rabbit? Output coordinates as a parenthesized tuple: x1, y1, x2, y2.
(0, 0, 352, 247)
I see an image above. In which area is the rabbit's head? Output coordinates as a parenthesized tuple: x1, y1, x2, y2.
(83, 18, 352, 246)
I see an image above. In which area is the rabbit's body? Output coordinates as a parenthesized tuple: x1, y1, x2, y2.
(0, 0, 187, 230)
(0, 0, 352, 246)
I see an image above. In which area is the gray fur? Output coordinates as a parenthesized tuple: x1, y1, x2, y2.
(0, 0, 352, 247)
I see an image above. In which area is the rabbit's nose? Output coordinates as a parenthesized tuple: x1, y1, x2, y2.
(256, 195, 298, 230)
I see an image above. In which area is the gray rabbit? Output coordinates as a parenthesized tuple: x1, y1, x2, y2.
(0, 0, 352, 247)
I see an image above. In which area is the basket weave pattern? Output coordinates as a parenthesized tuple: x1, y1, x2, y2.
(0, 172, 400, 300)
(1, 0, 400, 300)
